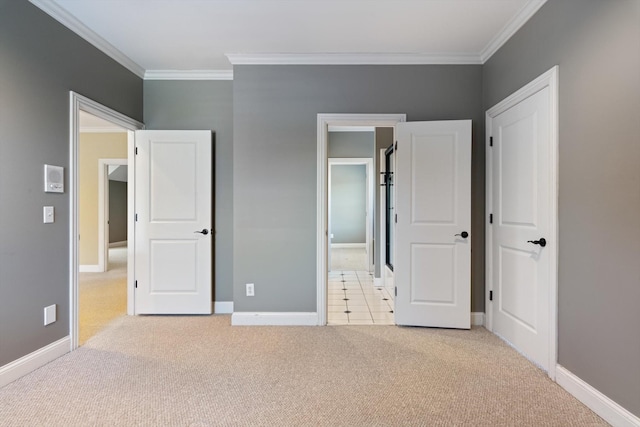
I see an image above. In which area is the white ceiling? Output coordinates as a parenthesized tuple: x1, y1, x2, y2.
(31, 0, 546, 79)
(79, 111, 127, 133)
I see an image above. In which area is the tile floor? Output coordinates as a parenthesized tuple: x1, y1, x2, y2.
(327, 270, 394, 325)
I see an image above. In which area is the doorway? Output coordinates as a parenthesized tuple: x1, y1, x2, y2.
(70, 92, 143, 349)
(317, 114, 406, 325)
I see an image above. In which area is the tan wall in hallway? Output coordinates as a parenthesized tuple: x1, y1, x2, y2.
(79, 133, 127, 266)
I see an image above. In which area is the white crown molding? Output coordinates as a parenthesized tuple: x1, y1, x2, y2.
(226, 53, 483, 66)
(480, 0, 548, 63)
(29, 0, 145, 78)
(144, 70, 234, 81)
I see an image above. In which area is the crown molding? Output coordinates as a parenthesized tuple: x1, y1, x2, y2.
(480, 0, 548, 63)
(144, 70, 234, 81)
(29, 0, 145, 78)
(226, 53, 483, 66)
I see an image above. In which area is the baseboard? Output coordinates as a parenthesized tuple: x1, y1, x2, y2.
(471, 312, 485, 326)
(79, 264, 102, 273)
(214, 301, 234, 314)
(331, 243, 365, 249)
(556, 365, 640, 427)
(231, 312, 318, 326)
(0, 336, 70, 387)
(109, 241, 127, 248)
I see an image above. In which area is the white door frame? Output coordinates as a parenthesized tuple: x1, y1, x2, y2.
(328, 158, 374, 272)
(97, 158, 128, 272)
(70, 92, 143, 350)
(317, 114, 406, 325)
(485, 66, 559, 378)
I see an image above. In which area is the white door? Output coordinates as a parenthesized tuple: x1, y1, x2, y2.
(395, 120, 471, 329)
(134, 130, 212, 314)
(489, 86, 552, 370)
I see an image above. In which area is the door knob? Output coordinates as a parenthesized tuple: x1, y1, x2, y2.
(455, 231, 469, 238)
(527, 238, 546, 247)
(194, 229, 209, 235)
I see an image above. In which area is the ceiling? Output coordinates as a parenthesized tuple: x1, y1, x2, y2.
(30, 0, 546, 79)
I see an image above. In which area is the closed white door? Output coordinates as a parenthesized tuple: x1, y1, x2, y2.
(134, 130, 212, 314)
(395, 120, 471, 329)
(489, 86, 552, 370)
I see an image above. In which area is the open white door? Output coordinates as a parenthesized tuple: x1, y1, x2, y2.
(394, 120, 471, 329)
(134, 130, 212, 314)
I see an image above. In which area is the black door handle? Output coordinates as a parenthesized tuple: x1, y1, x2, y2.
(194, 229, 209, 235)
(455, 231, 469, 238)
(527, 238, 546, 247)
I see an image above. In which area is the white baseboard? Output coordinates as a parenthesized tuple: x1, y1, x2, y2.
(0, 336, 70, 387)
(79, 264, 103, 273)
(231, 312, 318, 326)
(331, 243, 365, 249)
(471, 312, 485, 326)
(109, 241, 127, 248)
(556, 365, 640, 427)
(214, 301, 234, 314)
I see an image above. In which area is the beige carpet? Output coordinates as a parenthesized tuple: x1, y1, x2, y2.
(0, 316, 606, 426)
(78, 247, 127, 345)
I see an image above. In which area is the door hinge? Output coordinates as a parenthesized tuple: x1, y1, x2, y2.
(395, 213, 397, 223)
(135, 280, 138, 289)
(135, 213, 138, 222)
(489, 213, 493, 224)
(135, 147, 138, 155)
(489, 290, 493, 301)
(395, 287, 397, 297)
(395, 142, 398, 151)
(489, 136, 493, 147)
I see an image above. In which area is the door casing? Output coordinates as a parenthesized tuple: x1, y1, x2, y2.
(317, 114, 406, 325)
(69, 92, 143, 350)
(485, 66, 559, 379)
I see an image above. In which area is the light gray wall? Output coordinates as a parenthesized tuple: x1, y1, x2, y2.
(108, 180, 127, 243)
(233, 65, 484, 312)
(144, 80, 234, 302)
(374, 127, 394, 278)
(330, 165, 366, 244)
(327, 131, 374, 158)
(483, 0, 640, 416)
(0, 1, 142, 366)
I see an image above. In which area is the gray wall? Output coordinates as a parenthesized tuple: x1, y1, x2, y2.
(108, 180, 127, 243)
(327, 131, 374, 158)
(144, 80, 234, 302)
(330, 165, 366, 244)
(233, 65, 484, 312)
(483, 0, 640, 416)
(0, 1, 142, 366)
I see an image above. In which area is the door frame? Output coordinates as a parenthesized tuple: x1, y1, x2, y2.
(69, 92, 143, 350)
(317, 114, 406, 325)
(328, 158, 374, 272)
(484, 66, 559, 378)
(98, 158, 127, 273)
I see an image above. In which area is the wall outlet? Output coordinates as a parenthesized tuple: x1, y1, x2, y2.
(246, 283, 255, 297)
(44, 304, 57, 326)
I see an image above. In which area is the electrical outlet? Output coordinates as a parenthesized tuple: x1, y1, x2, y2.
(44, 304, 57, 325)
(246, 283, 255, 297)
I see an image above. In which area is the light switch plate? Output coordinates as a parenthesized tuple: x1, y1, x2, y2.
(43, 206, 54, 223)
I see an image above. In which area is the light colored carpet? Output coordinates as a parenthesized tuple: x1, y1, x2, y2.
(78, 247, 127, 345)
(0, 316, 606, 426)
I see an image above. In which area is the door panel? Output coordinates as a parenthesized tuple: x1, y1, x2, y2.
(491, 87, 550, 369)
(395, 120, 471, 329)
(135, 130, 212, 314)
